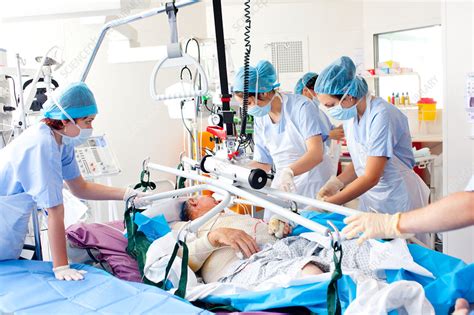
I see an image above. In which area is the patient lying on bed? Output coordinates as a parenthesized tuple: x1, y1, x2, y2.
(171, 196, 375, 286)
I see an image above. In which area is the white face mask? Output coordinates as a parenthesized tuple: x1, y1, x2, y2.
(52, 96, 93, 147)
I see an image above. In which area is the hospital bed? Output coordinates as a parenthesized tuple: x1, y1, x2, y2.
(12, 158, 473, 314)
(122, 159, 474, 314)
(0, 259, 209, 314)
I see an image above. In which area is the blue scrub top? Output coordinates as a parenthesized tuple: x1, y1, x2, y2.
(344, 96, 415, 169)
(318, 108, 335, 139)
(253, 93, 328, 164)
(0, 122, 81, 209)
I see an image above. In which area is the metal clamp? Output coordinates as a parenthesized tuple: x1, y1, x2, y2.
(142, 157, 150, 174)
(327, 220, 342, 247)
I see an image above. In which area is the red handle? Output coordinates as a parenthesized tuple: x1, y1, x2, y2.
(206, 126, 227, 140)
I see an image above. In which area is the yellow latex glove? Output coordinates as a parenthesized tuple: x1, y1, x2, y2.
(316, 176, 344, 200)
(342, 212, 414, 245)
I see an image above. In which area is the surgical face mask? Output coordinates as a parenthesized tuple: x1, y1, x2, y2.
(327, 94, 360, 121)
(61, 126, 93, 147)
(248, 93, 275, 117)
(52, 96, 93, 147)
(248, 104, 270, 117)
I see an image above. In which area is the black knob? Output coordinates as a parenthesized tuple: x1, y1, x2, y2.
(3, 106, 15, 112)
(248, 168, 267, 189)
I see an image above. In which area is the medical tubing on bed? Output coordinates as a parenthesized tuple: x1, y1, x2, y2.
(147, 162, 329, 236)
(259, 187, 361, 217)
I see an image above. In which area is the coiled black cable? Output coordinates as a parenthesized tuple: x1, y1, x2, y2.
(238, 0, 252, 147)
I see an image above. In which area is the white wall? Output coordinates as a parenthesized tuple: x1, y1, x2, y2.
(206, 0, 364, 91)
(0, 2, 208, 220)
(441, 0, 474, 263)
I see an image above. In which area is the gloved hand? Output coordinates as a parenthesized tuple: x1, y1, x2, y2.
(276, 168, 296, 192)
(329, 127, 345, 141)
(341, 212, 414, 245)
(316, 176, 344, 200)
(53, 265, 87, 281)
(268, 215, 293, 239)
(123, 187, 152, 208)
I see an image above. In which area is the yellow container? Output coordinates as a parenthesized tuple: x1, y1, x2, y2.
(417, 98, 437, 121)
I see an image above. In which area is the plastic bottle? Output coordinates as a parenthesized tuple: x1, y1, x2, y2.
(401, 93, 405, 106)
(395, 93, 400, 106)
(387, 96, 391, 103)
(406, 92, 410, 105)
(391, 93, 395, 105)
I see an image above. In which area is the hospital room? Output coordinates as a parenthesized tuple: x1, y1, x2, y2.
(0, 0, 473, 313)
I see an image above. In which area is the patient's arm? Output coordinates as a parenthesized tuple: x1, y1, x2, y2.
(398, 191, 474, 234)
(184, 232, 218, 272)
(182, 227, 260, 272)
(208, 228, 260, 258)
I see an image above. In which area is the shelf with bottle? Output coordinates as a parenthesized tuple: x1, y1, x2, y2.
(363, 70, 422, 104)
(393, 104, 419, 109)
(386, 91, 415, 107)
(362, 72, 421, 79)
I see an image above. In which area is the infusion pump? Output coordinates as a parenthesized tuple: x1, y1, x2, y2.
(74, 135, 121, 180)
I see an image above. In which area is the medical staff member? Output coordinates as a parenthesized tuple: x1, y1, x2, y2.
(342, 174, 474, 244)
(342, 174, 474, 315)
(295, 72, 345, 176)
(233, 60, 333, 220)
(314, 56, 429, 215)
(0, 82, 149, 281)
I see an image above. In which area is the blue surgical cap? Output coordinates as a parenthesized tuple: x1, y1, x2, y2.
(233, 60, 280, 93)
(294, 72, 318, 94)
(314, 56, 368, 99)
(42, 82, 98, 119)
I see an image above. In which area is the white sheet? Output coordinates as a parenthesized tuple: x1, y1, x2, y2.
(184, 238, 433, 301)
(368, 239, 434, 279)
(345, 279, 434, 315)
(145, 231, 434, 308)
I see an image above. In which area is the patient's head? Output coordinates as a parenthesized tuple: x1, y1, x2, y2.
(181, 196, 219, 221)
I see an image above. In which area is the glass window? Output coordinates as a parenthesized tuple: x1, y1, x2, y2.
(374, 25, 443, 108)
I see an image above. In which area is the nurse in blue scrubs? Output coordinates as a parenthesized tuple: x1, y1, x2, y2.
(233, 60, 333, 220)
(314, 56, 429, 215)
(294, 72, 345, 176)
(0, 82, 149, 281)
